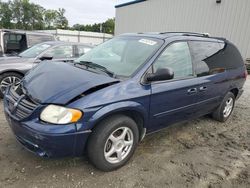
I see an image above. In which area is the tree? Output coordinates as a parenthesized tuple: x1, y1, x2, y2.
(92, 23, 101, 32)
(71, 18, 115, 34)
(102, 18, 115, 34)
(0, 0, 114, 33)
(0, 0, 69, 30)
(0, 1, 13, 28)
(55, 8, 68, 29)
(11, 0, 33, 29)
(10, 0, 45, 30)
(44, 9, 58, 29)
(29, 3, 45, 30)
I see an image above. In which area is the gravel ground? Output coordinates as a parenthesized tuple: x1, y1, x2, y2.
(0, 78, 250, 188)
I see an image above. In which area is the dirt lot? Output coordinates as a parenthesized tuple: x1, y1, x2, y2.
(0, 78, 250, 188)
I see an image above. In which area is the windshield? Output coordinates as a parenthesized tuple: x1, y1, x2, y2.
(19, 43, 52, 58)
(75, 37, 162, 77)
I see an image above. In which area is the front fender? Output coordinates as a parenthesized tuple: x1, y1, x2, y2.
(80, 101, 149, 131)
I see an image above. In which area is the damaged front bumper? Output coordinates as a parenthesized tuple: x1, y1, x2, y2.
(4, 109, 91, 158)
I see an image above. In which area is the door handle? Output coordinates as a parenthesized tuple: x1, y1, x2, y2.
(199, 86, 207, 92)
(187, 88, 197, 94)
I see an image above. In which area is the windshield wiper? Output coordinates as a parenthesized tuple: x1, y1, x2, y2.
(74, 61, 115, 78)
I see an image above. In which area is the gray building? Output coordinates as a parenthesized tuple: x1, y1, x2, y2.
(115, 0, 250, 61)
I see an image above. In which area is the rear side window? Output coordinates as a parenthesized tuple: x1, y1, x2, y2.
(189, 41, 225, 77)
(44, 45, 73, 59)
(77, 45, 92, 57)
(217, 42, 244, 68)
(189, 41, 244, 77)
(153, 42, 193, 79)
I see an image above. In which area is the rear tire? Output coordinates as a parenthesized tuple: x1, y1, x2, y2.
(212, 92, 235, 122)
(0, 72, 23, 98)
(87, 115, 139, 171)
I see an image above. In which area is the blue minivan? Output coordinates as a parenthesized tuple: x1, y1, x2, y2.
(4, 32, 247, 171)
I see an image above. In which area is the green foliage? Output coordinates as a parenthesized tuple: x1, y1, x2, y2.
(0, 0, 13, 28)
(55, 8, 68, 29)
(0, 0, 114, 34)
(72, 18, 115, 34)
(0, 0, 68, 30)
(44, 9, 58, 29)
(102, 18, 115, 34)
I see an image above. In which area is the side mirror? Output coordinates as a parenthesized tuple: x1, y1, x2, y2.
(146, 68, 174, 82)
(39, 55, 53, 61)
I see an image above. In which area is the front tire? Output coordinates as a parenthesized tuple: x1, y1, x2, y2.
(0, 72, 23, 98)
(212, 92, 235, 122)
(87, 115, 139, 171)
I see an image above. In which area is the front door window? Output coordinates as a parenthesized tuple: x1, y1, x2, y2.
(153, 42, 193, 79)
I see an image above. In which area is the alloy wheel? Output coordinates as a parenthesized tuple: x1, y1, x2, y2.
(223, 97, 233, 118)
(104, 127, 134, 164)
(0, 76, 21, 94)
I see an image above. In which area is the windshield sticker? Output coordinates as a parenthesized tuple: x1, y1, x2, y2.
(139, 39, 157, 46)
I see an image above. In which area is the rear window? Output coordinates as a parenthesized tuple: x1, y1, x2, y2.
(189, 41, 244, 77)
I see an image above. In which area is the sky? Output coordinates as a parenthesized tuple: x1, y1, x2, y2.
(29, 0, 131, 26)
(2, 0, 131, 26)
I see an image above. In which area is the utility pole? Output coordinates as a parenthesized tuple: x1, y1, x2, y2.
(100, 24, 105, 42)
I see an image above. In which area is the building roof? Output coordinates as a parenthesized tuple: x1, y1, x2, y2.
(115, 0, 146, 8)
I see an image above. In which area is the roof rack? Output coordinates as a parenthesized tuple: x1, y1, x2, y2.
(159, 32, 210, 37)
(183, 32, 210, 37)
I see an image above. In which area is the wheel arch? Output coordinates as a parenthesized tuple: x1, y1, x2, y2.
(230, 88, 239, 98)
(88, 102, 148, 141)
(0, 70, 25, 77)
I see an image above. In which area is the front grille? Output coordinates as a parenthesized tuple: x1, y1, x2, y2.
(5, 85, 39, 120)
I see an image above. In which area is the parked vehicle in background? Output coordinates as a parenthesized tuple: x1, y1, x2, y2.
(0, 41, 93, 97)
(4, 32, 247, 171)
(0, 29, 55, 57)
(246, 59, 250, 74)
(38, 29, 113, 46)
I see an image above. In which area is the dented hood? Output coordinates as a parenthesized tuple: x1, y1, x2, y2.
(22, 61, 119, 104)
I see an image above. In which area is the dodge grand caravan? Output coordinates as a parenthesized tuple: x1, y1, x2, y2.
(4, 32, 247, 171)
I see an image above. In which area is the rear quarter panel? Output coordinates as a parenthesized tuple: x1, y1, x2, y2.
(226, 66, 246, 94)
